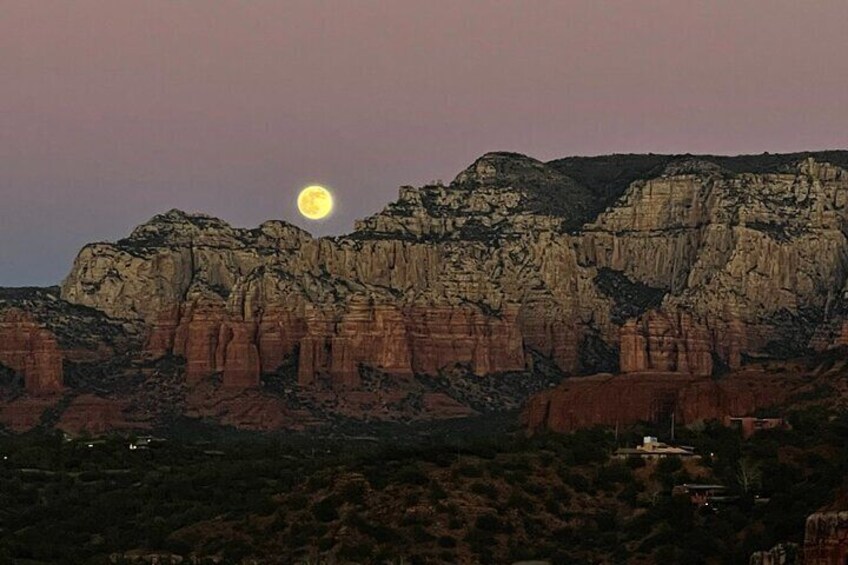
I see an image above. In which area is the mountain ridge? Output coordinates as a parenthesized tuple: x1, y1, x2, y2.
(2, 150, 848, 434)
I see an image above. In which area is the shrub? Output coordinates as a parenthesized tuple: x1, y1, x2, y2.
(337, 542, 373, 562)
(428, 481, 448, 502)
(339, 481, 366, 505)
(469, 481, 499, 499)
(454, 463, 485, 478)
(311, 496, 339, 523)
(395, 464, 429, 486)
(475, 513, 505, 533)
(437, 535, 457, 548)
(657, 457, 682, 475)
(411, 525, 435, 542)
(506, 491, 535, 512)
(564, 472, 591, 493)
(287, 493, 309, 510)
(347, 513, 398, 543)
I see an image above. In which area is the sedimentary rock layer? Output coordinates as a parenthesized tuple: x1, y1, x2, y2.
(522, 366, 807, 434)
(0, 309, 63, 394)
(57, 152, 848, 387)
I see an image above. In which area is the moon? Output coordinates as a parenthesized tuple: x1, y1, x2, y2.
(297, 185, 334, 220)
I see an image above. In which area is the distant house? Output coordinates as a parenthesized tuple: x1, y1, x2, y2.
(127, 436, 165, 451)
(614, 436, 698, 460)
(724, 416, 790, 438)
(672, 483, 735, 507)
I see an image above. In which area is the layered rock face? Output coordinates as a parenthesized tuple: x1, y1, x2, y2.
(749, 543, 799, 565)
(57, 151, 848, 391)
(804, 511, 848, 564)
(0, 309, 63, 394)
(523, 363, 812, 434)
(619, 310, 714, 376)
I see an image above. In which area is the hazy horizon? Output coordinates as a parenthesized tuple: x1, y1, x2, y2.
(3, 1, 847, 286)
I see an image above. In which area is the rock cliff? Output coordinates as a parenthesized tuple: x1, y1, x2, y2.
(522, 356, 844, 434)
(5, 150, 848, 432)
(0, 309, 63, 394)
(59, 151, 848, 390)
(804, 511, 848, 564)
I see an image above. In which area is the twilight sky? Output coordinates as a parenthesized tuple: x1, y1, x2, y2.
(2, 1, 847, 286)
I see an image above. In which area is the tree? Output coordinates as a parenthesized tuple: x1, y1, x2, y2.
(736, 457, 762, 494)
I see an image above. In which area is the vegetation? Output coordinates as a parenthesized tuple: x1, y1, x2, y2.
(0, 407, 845, 563)
(593, 267, 666, 325)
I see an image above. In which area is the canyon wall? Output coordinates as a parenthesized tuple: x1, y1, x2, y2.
(55, 152, 848, 390)
(0, 309, 63, 394)
(522, 367, 804, 434)
(804, 511, 848, 565)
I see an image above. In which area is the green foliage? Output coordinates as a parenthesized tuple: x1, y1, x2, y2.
(394, 464, 429, 486)
(453, 462, 484, 478)
(336, 541, 374, 562)
(475, 512, 508, 533)
(311, 496, 339, 523)
(469, 480, 499, 499)
(0, 407, 846, 563)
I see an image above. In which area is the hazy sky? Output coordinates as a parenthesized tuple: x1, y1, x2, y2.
(2, 1, 847, 286)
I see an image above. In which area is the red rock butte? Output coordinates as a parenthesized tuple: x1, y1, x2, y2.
(0, 309, 63, 395)
(3, 151, 848, 432)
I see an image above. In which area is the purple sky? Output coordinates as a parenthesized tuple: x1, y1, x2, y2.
(2, 1, 847, 286)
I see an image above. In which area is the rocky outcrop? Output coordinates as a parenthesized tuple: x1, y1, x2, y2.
(298, 300, 413, 387)
(804, 511, 848, 564)
(749, 543, 799, 565)
(54, 151, 848, 391)
(2, 150, 848, 433)
(0, 309, 63, 394)
(0, 396, 60, 432)
(145, 301, 263, 388)
(57, 394, 139, 435)
(406, 304, 525, 376)
(619, 310, 714, 376)
(146, 296, 526, 389)
(523, 365, 805, 434)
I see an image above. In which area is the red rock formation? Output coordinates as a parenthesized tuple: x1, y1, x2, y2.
(147, 295, 526, 390)
(620, 310, 713, 376)
(804, 511, 848, 565)
(811, 319, 848, 354)
(58, 395, 141, 435)
(518, 310, 580, 373)
(218, 321, 262, 389)
(298, 300, 412, 387)
(145, 305, 181, 358)
(256, 306, 306, 373)
(146, 302, 265, 388)
(0, 309, 63, 394)
(421, 392, 476, 419)
(523, 367, 800, 434)
(297, 301, 525, 386)
(749, 543, 799, 565)
(712, 315, 746, 371)
(185, 382, 311, 431)
(407, 304, 525, 376)
(172, 303, 228, 384)
(0, 397, 59, 432)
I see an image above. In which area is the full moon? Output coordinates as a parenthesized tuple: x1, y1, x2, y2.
(297, 185, 333, 220)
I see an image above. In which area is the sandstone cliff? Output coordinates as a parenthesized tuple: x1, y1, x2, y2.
(522, 356, 840, 434)
(804, 511, 848, 565)
(58, 152, 848, 391)
(0, 309, 63, 394)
